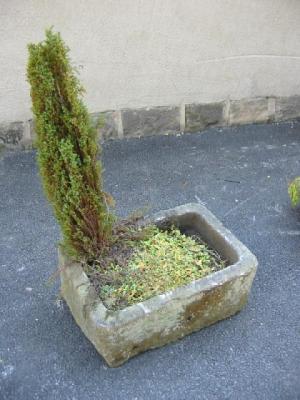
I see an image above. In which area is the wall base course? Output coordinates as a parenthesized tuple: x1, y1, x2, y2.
(2, 95, 300, 148)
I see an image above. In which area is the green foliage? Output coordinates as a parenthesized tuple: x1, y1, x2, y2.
(95, 226, 226, 310)
(288, 177, 300, 207)
(27, 29, 114, 260)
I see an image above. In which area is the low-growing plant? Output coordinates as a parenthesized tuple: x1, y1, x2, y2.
(86, 226, 226, 310)
(27, 29, 114, 260)
(288, 177, 300, 207)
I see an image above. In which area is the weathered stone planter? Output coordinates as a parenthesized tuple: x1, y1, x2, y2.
(59, 203, 257, 367)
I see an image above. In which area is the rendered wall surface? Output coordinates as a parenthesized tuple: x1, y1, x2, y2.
(1, 0, 300, 125)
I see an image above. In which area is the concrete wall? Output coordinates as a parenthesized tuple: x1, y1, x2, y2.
(1, 0, 300, 125)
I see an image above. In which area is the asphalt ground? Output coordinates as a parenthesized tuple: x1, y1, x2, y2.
(0, 121, 299, 400)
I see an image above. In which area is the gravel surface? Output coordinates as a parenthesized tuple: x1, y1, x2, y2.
(0, 121, 299, 400)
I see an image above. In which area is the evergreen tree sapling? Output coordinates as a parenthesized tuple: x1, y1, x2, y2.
(27, 29, 114, 260)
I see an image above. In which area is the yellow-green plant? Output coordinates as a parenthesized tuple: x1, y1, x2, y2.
(27, 29, 114, 260)
(289, 177, 300, 207)
(93, 226, 225, 310)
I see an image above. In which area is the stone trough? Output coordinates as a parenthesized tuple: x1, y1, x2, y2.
(59, 203, 258, 367)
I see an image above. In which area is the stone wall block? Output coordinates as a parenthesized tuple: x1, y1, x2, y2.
(122, 106, 180, 137)
(0, 121, 26, 147)
(275, 96, 300, 121)
(185, 102, 225, 133)
(229, 98, 269, 125)
(90, 111, 119, 141)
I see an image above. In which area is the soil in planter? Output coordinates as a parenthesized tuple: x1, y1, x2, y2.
(84, 219, 227, 311)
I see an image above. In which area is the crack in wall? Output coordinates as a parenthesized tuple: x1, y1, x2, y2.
(195, 54, 300, 64)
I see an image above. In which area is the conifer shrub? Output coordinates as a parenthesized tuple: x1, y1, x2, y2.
(27, 29, 114, 260)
